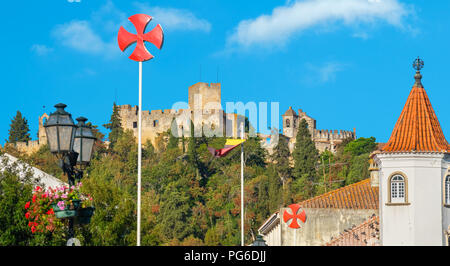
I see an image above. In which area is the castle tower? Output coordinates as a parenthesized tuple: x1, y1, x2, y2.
(38, 113, 49, 145)
(373, 58, 450, 246)
(188, 82, 221, 110)
(282, 106, 297, 138)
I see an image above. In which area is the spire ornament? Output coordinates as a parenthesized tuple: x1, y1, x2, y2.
(413, 57, 424, 88)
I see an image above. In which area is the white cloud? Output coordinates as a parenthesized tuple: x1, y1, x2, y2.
(303, 62, 347, 84)
(31, 44, 54, 56)
(134, 3, 211, 32)
(352, 32, 370, 40)
(52, 0, 210, 59)
(52, 20, 117, 58)
(227, 0, 411, 49)
(67, 0, 81, 2)
(317, 62, 346, 82)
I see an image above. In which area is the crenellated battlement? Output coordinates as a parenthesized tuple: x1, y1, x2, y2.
(314, 129, 355, 140)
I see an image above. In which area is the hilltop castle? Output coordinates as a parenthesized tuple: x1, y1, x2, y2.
(282, 106, 355, 153)
(8, 82, 355, 154)
(118, 82, 355, 153)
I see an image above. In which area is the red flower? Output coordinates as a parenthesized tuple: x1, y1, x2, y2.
(31, 226, 36, 234)
(25, 212, 30, 219)
(25, 201, 30, 209)
(46, 209, 54, 215)
(34, 186, 41, 192)
(32, 194, 37, 203)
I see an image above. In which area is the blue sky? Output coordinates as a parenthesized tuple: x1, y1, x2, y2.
(1, 0, 449, 145)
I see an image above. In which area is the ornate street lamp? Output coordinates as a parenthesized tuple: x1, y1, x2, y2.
(73, 117, 96, 168)
(43, 103, 96, 246)
(44, 104, 96, 186)
(44, 103, 77, 155)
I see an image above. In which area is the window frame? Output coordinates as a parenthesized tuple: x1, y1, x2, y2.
(445, 175, 450, 206)
(386, 172, 409, 206)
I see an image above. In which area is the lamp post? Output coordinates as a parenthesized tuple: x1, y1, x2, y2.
(44, 103, 96, 245)
(252, 235, 267, 246)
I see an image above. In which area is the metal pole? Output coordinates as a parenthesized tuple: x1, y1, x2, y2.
(137, 61, 142, 246)
(294, 228, 297, 246)
(241, 122, 244, 246)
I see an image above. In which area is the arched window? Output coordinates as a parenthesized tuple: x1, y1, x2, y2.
(286, 119, 290, 128)
(445, 176, 450, 205)
(390, 174, 406, 203)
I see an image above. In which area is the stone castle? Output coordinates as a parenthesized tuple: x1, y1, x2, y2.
(7, 82, 355, 154)
(282, 106, 355, 153)
(119, 82, 355, 153)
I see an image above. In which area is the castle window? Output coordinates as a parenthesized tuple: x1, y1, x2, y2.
(286, 119, 290, 128)
(390, 174, 406, 204)
(445, 176, 450, 205)
(133, 122, 137, 129)
(153, 120, 158, 127)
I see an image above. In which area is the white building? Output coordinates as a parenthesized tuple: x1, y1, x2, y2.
(258, 59, 450, 246)
(372, 64, 450, 246)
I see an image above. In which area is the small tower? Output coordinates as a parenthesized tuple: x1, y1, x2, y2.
(38, 113, 49, 145)
(373, 58, 450, 246)
(282, 106, 297, 138)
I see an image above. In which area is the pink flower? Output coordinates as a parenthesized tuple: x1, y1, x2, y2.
(57, 201, 65, 211)
(61, 194, 68, 199)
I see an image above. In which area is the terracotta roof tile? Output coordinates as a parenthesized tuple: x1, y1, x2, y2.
(325, 215, 380, 246)
(299, 179, 378, 210)
(382, 77, 449, 153)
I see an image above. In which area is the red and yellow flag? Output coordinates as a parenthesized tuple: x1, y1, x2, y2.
(208, 139, 246, 157)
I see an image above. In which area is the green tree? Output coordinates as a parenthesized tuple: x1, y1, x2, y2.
(7, 111, 31, 144)
(167, 126, 179, 150)
(292, 119, 319, 201)
(344, 137, 377, 157)
(103, 102, 123, 150)
(270, 136, 292, 188)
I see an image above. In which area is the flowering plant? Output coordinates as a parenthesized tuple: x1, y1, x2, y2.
(49, 182, 94, 211)
(24, 182, 94, 234)
(24, 186, 61, 234)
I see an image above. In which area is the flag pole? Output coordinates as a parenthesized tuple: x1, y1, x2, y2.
(137, 61, 142, 246)
(240, 122, 244, 246)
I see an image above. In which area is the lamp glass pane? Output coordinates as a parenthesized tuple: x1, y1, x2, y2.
(73, 137, 81, 161)
(81, 138, 95, 163)
(45, 126, 58, 152)
(58, 125, 74, 152)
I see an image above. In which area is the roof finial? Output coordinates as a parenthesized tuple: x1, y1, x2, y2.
(413, 56, 424, 88)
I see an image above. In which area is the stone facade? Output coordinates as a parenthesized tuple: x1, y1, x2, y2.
(282, 106, 355, 153)
(11, 82, 355, 155)
(118, 82, 240, 147)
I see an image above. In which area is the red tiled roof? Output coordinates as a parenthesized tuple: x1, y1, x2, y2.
(325, 215, 380, 246)
(382, 79, 450, 153)
(299, 179, 378, 209)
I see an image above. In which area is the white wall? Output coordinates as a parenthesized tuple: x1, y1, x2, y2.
(377, 153, 449, 246)
(260, 208, 376, 246)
